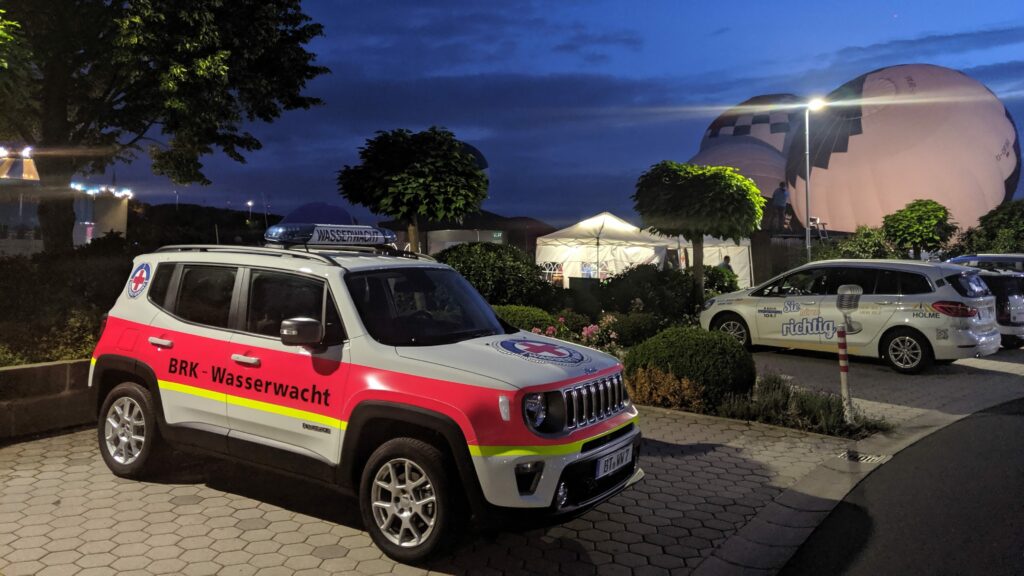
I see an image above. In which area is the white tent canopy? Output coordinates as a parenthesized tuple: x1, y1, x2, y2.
(675, 235, 754, 289)
(536, 212, 671, 288)
(536, 212, 755, 289)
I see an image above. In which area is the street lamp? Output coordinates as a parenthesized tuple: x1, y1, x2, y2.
(804, 97, 826, 262)
(246, 200, 254, 221)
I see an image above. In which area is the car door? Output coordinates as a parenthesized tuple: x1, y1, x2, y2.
(818, 267, 900, 354)
(225, 267, 349, 468)
(753, 267, 826, 348)
(145, 264, 239, 440)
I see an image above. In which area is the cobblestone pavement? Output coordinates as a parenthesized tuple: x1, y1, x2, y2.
(3, 351, 1021, 576)
(0, 407, 847, 576)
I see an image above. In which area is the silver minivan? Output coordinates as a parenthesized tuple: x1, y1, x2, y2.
(701, 260, 1001, 373)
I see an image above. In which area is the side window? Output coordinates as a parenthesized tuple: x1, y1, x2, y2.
(823, 268, 877, 295)
(148, 263, 175, 308)
(899, 272, 933, 295)
(875, 270, 899, 295)
(246, 270, 346, 345)
(763, 269, 826, 297)
(176, 266, 237, 328)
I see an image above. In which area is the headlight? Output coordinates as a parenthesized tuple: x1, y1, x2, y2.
(523, 393, 546, 428)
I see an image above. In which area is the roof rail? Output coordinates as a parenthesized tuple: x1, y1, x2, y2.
(275, 243, 436, 262)
(154, 245, 339, 266)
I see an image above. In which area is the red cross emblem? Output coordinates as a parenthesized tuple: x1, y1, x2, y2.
(131, 269, 148, 291)
(519, 342, 568, 357)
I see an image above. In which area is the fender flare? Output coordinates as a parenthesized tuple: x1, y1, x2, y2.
(340, 401, 486, 513)
(91, 354, 164, 423)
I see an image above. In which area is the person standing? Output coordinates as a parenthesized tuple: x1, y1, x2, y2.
(718, 255, 734, 274)
(769, 181, 790, 230)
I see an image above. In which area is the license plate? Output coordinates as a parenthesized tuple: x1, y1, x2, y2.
(596, 445, 633, 479)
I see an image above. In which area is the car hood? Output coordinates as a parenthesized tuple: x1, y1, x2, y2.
(395, 332, 620, 389)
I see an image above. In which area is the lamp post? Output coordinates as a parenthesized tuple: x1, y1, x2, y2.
(246, 200, 254, 221)
(804, 97, 826, 262)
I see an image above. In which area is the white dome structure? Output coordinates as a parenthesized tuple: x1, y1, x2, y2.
(785, 64, 1020, 232)
(689, 138, 785, 197)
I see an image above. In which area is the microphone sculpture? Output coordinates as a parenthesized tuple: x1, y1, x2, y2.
(836, 284, 863, 335)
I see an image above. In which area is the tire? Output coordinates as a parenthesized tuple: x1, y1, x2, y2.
(97, 382, 163, 478)
(881, 328, 934, 374)
(1001, 335, 1023, 350)
(359, 438, 460, 563)
(711, 313, 751, 348)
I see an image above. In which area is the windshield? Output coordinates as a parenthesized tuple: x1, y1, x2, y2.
(344, 267, 507, 346)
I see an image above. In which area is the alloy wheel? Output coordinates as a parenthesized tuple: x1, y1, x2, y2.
(370, 458, 437, 548)
(104, 397, 146, 465)
(888, 336, 922, 369)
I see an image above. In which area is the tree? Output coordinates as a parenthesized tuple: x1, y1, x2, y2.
(882, 199, 957, 260)
(633, 162, 764, 306)
(953, 199, 1024, 255)
(0, 1, 326, 252)
(814, 226, 901, 260)
(434, 242, 554, 307)
(337, 127, 489, 253)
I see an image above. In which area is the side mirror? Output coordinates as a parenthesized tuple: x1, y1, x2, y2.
(280, 317, 324, 347)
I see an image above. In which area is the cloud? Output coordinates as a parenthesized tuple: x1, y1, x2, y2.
(710, 27, 731, 37)
(553, 30, 644, 54)
(831, 26, 1024, 66)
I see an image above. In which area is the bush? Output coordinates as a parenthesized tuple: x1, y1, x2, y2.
(624, 326, 755, 410)
(716, 373, 891, 438)
(611, 313, 662, 347)
(704, 265, 739, 297)
(557, 309, 591, 333)
(0, 251, 132, 367)
(627, 366, 705, 412)
(435, 242, 555, 308)
(600, 265, 698, 321)
(492, 305, 555, 332)
(814, 226, 901, 260)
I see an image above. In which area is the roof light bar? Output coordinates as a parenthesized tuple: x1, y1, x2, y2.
(265, 223, 397, 246)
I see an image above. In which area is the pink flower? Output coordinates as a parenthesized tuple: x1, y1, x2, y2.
(558, 316, 566, 324)
(531, 327, 542, 334)
(545, 326, 557, 336)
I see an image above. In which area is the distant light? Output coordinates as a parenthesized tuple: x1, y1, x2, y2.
(246, 200, 254, 207)
(0, 147, 8, 158)
(808, 98, 827, 111)
(20, 146, 31, 159)
(70, 181, 134, 200)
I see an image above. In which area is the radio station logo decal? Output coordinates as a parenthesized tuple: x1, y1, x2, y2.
(496, 339, 588, 365)
(127, 263, 151, 299)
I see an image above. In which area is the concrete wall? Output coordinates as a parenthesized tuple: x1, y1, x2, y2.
(0, 359, 95, 441)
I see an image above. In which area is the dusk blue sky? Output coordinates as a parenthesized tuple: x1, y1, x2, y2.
(104, 0, 1024, 227)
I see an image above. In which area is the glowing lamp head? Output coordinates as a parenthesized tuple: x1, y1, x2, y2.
(20, 146, 31, 159)
(808, 98, 827, 112)
(246, 200, 254, 207)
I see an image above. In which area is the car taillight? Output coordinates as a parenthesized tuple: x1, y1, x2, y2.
(932, 301, 977, 318)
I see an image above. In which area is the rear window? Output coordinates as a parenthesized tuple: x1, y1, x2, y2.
(945, 273, 992, 298)
(899, 272, 933, 295)
(979, 275, 1023, 298)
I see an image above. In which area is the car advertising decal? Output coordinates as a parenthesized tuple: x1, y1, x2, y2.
(495, 339, 588, 365)
(781, 317, 838, 339)
(126, 263, 151, 299)
(757, 307, 781, 317)
(783, 301, 801, 313)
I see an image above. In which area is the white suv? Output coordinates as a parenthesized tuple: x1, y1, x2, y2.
(700, 259, 1000, 373)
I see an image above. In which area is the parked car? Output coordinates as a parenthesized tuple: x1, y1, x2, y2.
(700, 259, 1000, 373)
(946, 253, 1024, 273)
(976, 271, 1024, 349)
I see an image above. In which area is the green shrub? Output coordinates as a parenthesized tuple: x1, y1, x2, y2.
(624, 326, 755, 410)
(557, 309, 590, 333)
(435, 242, 554, 307)
(716, 373, 892, 438)
(704, 265, 739, 297)
(611, 313, 662, 347)
(626, 366, 705, 412)
(599, 265, 698, 321)
(492, 305, 555, 332)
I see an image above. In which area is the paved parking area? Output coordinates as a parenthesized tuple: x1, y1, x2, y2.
(0, 407, 846, 576)
(2, 351, 1022, 576)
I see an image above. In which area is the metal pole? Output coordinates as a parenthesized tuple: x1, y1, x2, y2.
(804, 106, 812, 262)
(837, 325, 854, 424)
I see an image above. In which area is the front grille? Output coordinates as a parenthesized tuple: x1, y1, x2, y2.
(563, 372, 629, 431)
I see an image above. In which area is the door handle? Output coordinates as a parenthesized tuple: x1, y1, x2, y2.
(148, 337, 173, 349)
(877, 301, 895, 305)
(231, 354, 261, 367)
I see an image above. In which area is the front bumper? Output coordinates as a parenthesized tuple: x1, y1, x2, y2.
(476, 430, 644, 529)
(470, 418, 642, 512)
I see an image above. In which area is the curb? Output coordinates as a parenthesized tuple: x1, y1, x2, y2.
(692, 394, 1024, 575)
